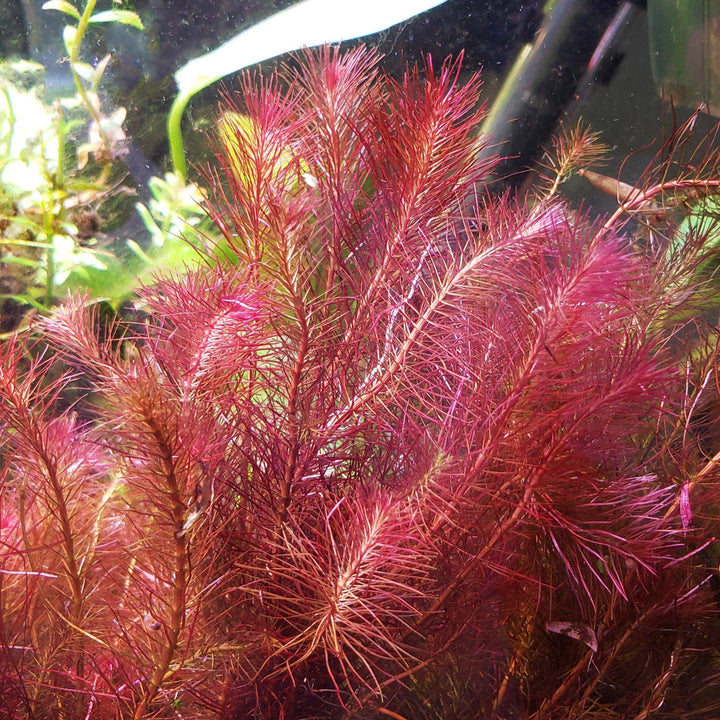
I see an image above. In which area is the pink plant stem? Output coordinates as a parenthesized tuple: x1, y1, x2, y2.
(324, 243, 504, 438)
(417, 477, 539, 633)
(664, 445, 720, 523)
(628, 636, 683, 720)
(132, 413, 188, 720)
(46, 460, 87, 681)
(602, 177, 720, 529)
(534, 600, 620, 718)
(46, 463, 84, 624)
(276, 287, 310, 528)
(573, 602, 659, 715)
(376, 708, 410, 720)
(408, 303, 561, 631)
(349, 625, 469, 714)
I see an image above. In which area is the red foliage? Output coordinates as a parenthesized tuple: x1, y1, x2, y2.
(2, 47, 720, 719)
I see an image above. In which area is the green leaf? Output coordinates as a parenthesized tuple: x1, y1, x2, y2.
(671, 196, 720, 256)
(91, 54, 112, 91)
(134, 203, 161, 237)
(2, 216, 46, 236)
(58, 258, 139, 302)
(88, 10, 144, 30)
(1, 293, 49, 311)
(0, 254, 41, 268)
(42, 0, 81, 20)
(72, 62, 96, 83)
(126, 237, 154, 264)
(62, 24, 77, 55)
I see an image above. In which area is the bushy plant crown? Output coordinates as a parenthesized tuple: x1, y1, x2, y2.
(1, 46, 720, 719)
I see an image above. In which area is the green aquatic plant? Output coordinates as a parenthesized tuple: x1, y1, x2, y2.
(0, 1, 219, 327)
(0, 0, 143, 325)
(0, 58, 114, 318)
(1, 47, 720, 720)
(131, 171, 216, 264)
(43, 0, 143, 175)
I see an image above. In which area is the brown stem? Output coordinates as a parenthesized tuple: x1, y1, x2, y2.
(663, 440, 720, 523)
(600, 178, 720, 236)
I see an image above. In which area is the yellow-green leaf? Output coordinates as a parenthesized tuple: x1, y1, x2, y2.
(89, 9, 144, 30)
(62, 24, 77, 55)
(42, 0, 81, 20)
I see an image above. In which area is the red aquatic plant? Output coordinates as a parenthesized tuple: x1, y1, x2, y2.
(2, 46, 720, 719)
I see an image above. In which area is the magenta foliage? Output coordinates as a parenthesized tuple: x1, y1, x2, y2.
(1, 46, 720, 719)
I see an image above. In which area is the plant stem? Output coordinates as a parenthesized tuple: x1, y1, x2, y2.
(167, 90, 192, 181)
(276, 292, 310, 528)
(43, 203, 56, 308)
(600, 178, 720, 235)
(133, 412, 189, 720)
(68, 0, 113, 159)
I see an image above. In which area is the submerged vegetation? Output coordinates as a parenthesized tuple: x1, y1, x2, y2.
(0, 0, 217, 330)
(1, 41, 720, 719)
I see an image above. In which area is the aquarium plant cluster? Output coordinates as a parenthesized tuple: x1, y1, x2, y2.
(0, 0, 468, 330)
(0, 0, 216, 330)
(2, 40, 720, 718)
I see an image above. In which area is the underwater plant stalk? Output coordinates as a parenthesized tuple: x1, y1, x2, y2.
(43, 211, 56, 308)
(167, 89, 193, 181)
(66, 0, 111, 153)
(41, 106, 69, 307)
